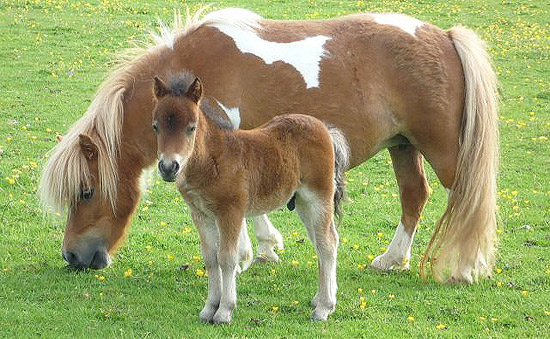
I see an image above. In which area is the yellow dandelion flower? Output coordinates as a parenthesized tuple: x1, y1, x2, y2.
(123, 269, 132, 278)
(388, 294, 395, 300)
(195, 269, 204, 276)
(497, 281, 503, 288)
(359, 302, 367, 310)
(522, 290, 528, 296)
(6, 137, 12, 142)
(182, 227, 192, 234)
(380, 247, 386, 252)
(358, 288, 363, 294)
(371, 289, 376, 295)
(145, 245, 152, 251)
(292, 300, 299, 306)
(272, 306, 279, 313)
(46, 128, 52, 133)
(408, 316, 415, 323)
(141, 206, 149, 212)
(357, 263, 366, 270)
(544, 311, 550, 316)
(480, 316, 486, 321)
(436, 323, 446, 330)
(148, 261, 153, 265)
(306, 261, 314, 267)
(192, 255, 201, 261)
(277, 248, 286, 253)
(270, 269, 276, 275)
(377, 232, 383, 238)
(95, 274, 106, 282)
(495, 268, 502, 273)
(491, 317, 498, 322)
(353, 244, 360, 250)
(291, 260, 300, 267)
(166, 254, 174, 260)
(367, 255, 374, 261)
(160, 221, 166, 226)
(6, 177, 15, 185)
(342, 237, 349, 244)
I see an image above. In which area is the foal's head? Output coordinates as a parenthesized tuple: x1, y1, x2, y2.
(152, 74, 203, 182)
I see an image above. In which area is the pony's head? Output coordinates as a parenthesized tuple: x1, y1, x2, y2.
(152, 73, 203, 182)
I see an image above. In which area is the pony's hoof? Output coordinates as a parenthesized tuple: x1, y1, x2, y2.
(212, 309, 233, 324)
(310, 307, 333, 321)
(256, 246, 280, 263)
(370, 254, 410, 271)
(199, 304, 218, 323)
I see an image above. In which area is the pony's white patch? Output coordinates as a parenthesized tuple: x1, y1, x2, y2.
(210, 23, 331, 89)
(371, 221, 415, 270)
(216, 100, 241, 129)
(372, 14, 424, 37)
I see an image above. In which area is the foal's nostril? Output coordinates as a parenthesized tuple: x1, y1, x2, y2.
(171, 161, 179, 174)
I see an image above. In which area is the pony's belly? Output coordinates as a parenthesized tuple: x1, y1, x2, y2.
(245, 190, 295, 217)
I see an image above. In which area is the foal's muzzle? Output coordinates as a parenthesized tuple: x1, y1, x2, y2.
(158, 159, 179, 182)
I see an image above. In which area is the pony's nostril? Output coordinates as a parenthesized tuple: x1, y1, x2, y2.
(64, 251, 80, 266)
(171, 160, 179, 173)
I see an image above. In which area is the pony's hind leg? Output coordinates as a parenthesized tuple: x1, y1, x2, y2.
(191, 210, 222, 323)
(252, 214, 284, 262)
(237, 219, 253, 273)
(295, 187, 338, 321)
(371, 145, 429, 271)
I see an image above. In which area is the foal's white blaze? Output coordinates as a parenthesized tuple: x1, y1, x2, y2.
(211, 23, 331, 89)
(371, 221, 415, 270)
(371, 14, 424, 37)
(216, 100, 241, 129)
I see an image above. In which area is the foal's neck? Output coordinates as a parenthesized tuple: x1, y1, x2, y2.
(187, 106, 227, 171)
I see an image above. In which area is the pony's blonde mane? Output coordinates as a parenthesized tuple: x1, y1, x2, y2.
(39, 7, 263, 213)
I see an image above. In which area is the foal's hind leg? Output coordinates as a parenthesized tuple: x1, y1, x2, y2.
(295, 187, 338, 321)
(237, 219, 253, 273)
(252, 214, 284, 262)
(371, 145, 429, 271)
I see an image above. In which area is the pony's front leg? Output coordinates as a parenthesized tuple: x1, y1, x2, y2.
(191, 211, 222, 323)
(213, 212, 244, 324)
(253, 214, 284, 262)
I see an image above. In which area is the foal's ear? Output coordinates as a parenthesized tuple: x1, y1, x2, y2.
(153, 76, 170, 98)
(79, 134, 99, 161)
(186, 77, 203, 104)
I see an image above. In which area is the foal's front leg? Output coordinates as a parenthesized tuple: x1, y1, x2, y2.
(191, 211, 222, 323)
(213, 211, 244, 324)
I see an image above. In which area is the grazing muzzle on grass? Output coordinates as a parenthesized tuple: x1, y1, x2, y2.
(62, 237, 111, 270)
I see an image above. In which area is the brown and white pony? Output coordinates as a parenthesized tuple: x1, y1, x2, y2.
(40, 8, 498, 283)
(151, 72, 349, 322)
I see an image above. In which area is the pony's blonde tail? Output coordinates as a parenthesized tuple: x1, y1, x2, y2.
(421, 26, 499, 283)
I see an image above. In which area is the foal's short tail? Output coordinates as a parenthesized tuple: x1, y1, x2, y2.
(327, 125, 350, 222)
(421, 26, 499, 283)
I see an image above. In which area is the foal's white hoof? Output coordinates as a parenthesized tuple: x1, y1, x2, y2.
(212, 308, 233, 324)
(311, 307, 333, 321)
(370, 254, 410, 271)
(199, 304, 218, 323)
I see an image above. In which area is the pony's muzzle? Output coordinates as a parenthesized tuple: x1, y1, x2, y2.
(158, 159, 179, 182)
(62, 246, 111, 270)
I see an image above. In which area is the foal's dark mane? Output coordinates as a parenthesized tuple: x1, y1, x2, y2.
(167, 72, 235, 131)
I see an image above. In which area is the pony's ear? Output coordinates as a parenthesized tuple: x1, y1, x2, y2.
(79, 134, 99, 161)
(186, 77, 203, 104)
(153, 76, 170, 98)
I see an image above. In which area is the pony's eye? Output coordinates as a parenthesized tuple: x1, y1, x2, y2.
(152, 123, 159, 135)
(187, 125, 197, 135)
(80, 188, 94, 201)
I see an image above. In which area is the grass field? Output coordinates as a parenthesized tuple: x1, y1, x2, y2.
(1, 0, 549, 337)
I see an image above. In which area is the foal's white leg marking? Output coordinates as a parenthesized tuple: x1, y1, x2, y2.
(192, 213, 222, 323)
(370, 221, 415, 271)
(371, 14, 424, 37)
(213, 221, 240, 324)
(237, 219, 253, 273)
(216, 100, 241, 129)
(253, 214, 284, 262)
(211, 23, 331, 89)
(295, 187, 338, 321)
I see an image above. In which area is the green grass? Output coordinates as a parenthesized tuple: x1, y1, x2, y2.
(1, 0, 549, 337)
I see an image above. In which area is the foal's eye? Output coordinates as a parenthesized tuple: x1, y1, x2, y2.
(187, 125, 197, 135)
(152, 123, 159, 135)
(80, 188, 94, 201)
